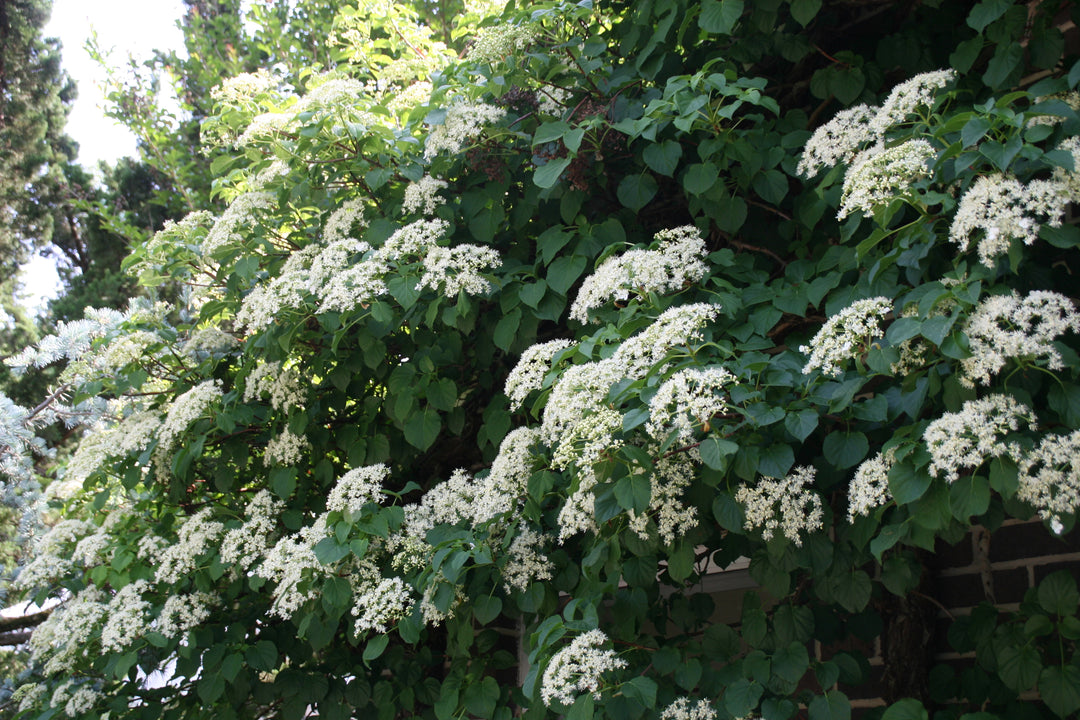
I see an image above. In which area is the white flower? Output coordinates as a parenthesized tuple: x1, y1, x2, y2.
(158, 591, 218, 639)
(870, 69, 956, 133)
(646, 366, 735, 445)
(627, 448, 700, 545)
(736, 466, 824, 546)
(924, 395, 1035, 483)
(540, 629, 627, 707)
(259, 516, 332, 618)
(221, 490, 284, 570)
(503, 525, 554, 593)
(1017, 430, 1080, 534)
(402, 174, 449, 216)
(212, 69, 276, 103)
(800, 297, 892, 377)
(156, 379, 223, 453)
(156, 508, 225, 584)
(328, 464, 389, 515)
(661, 697, 718, 720)
(570, 225, 709, 324)
(505, 338, 575, 411)
(29, 587, 108, 676)
(352, 576, 414, 634)
(838, 140, 935, 219)
(798, 104, 879, 176)
(203, 191, 275, 255)
(468, 23, 539, 63)
(101, 580, 152, 652)
(424, 100, 506, 159)
(949, 174, 1068, 266)
(324, 197, 368, 244)
(417, 243, 501, 296)
(265, 428, 310, 467)
(848, 449, 896, 521)
(537, 87, 571, 117)
(961, 290, 1080, 387)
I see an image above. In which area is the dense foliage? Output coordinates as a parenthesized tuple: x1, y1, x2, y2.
(2, 1, 1080, 719)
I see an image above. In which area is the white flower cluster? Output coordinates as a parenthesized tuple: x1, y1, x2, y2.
(538, 87, 572, 116)
(182, 326, 240, 359)
(870, 69, 957, 133)
(203, 191, 276, 255)
(259, 516, 331, 618)
(542, 304, 720, 540)
(924, 395, 1035, 482)
(949, 174, 1069, 266)
(53, 681, 102, 718)
(211, 69, 276, 103)
(800, 70, 955, 176)
(961, 291, 1080, 387)
(505, 338, 575, 411)
(295, 77, 369, 114)
(848, 449, 896, 521)
(13, 682, 47, 713)
(156, 508, 226, 584)
(402, 174, 449, 216)
(238, 112, 292, 146)
(837, 140, 935, 219)
(244, 361, 306, 412)
(101, 580, 152, 652)
(1017, 430, 1080, 535)
(540, 629, 627, 707)
(221, 489, 284, 570)
(646, 366, 735, 445)
(570, 225, 709, 323)
(29, 587, 108, 676)
(352, 576, 414, 634)
(627, 449, 699, 545)
(324, 197, 368, 243)
(735, 466, 824, 546)
(327, 464, 389, 515)
(800, 297, 892, 377)
(468, 23, 539, 63)
(424, 100, 506, 159)
(1052, 135, 1080, 198)
(661, 697, 718, 720)
(503, 524, 554, 593)
(158, 591, 218, 639)
(265, 428, 310, 467)
(15, 520, 91, 591)
(156, 379, 223, 454)
(417, 243, 501, 295)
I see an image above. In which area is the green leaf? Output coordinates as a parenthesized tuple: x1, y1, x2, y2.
(832, 570, 872, 613)
(314, 537, 350, 565)
(404, 408, 441, 451)
(882, 699, 928, 720)
(474, 595, 502, 624)
(622, 676, 658, 708)
(967, 0, 1012, 33)
(684, 163, 718, 195)
(246, 640, 278, 671)
(198, 673, 226, 704)
(519, 280, 547, 308)
(961, 116, 992, 148)
(714, 492, 746, 532)
(889, 462, 931, 504)
(1037, 571, 1080, 616)
(494, 308, 522, 351)
(699, 0, 743, 34)
(823, 432, 869, 470)
(773, 642, 810, 684)
(949, 476, 990, 519)
(790, 0, 822, 27)
(983, 43, 1023, 90)
(808, 690, 851, 720)
(753, 169, 788, 204)
(784, 409, 818, 442)
(725, 679, 764, 717)
(700, 437, 739, 470)
(643, 140, 682, 176)
(363, 634, 389, 663)
(567, 693, 595, 719)
(547, 255, 587, 296)
(534, 157, 572, 189)
(614, 472, 652, 514)
(427, 378, 458, 412)
(617, 174, 659, 212)
(1039, 664, 1080, 718)
(997, 644, 1041, 692)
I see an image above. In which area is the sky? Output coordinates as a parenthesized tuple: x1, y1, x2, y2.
(20, 0, 186, 310)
